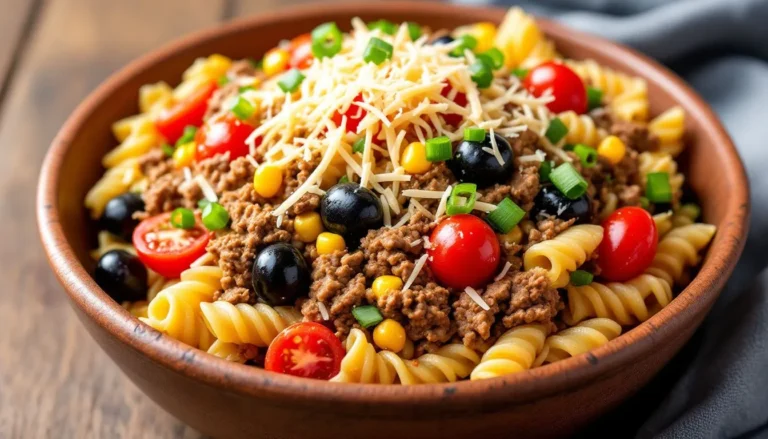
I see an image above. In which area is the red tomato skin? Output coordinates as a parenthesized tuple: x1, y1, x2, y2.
(332, 93, 368, 133)
(195, 115, 256, 162)
(598, 207, 659, 282)
(154, 82, 217, 143)
(441, 82, 468, 127)
(288, 33, 313, 69)
(523, 61, 588, 114)
(428, 214, 501, 290)
(265, 322, 345, 380)
(132, 213, 212, 278)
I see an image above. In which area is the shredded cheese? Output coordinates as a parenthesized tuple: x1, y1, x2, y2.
(434, 185, 453, 220)
(403, 253, 429, 291)
(473, 201, 498, 213)
(464, 286, 490, 311)
(194, 175, 218, 203)
(183, 167, 193, 183)
(402, 189, 446, 199)
(518, 149, 547, 162)
(494, 261, 512, 281)
(317, 302, 330, 321)
(380, 194, 392, 227)
(245, 155, 260, 168)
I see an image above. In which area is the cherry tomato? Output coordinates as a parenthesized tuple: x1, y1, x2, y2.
(132, 212, 212, 278)
(332, 93, 368, 133)
(265, 322, 345, 380)
(597, 207, 658, 282)
(441, 81, 468, 127)
(523, 61, 587, 114)
(428, 214, 501, 289)
(154, 82, 217, 143)
(195, 114, 256, 161)
(288, 33, 314, 69)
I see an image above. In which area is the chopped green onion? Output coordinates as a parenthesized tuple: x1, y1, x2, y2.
(201, 202, 230, 231)
(539, 160, 553, 183)
(352, 138, 366, 154)
(570, 270, 594, 286)
(463, 127, 486, 142)
(587, 86, 603, 111)
(646, 172, 672, 203)
(545, 117, 568, 144)
(198, 199, 211, 209)
(450, 34, 478, 57)
(512, 68, 529, 79)
(573, 144, 599, 168)
(367, 19, 397, 35)
(425, 136, 452, 161)
(277, 69, 305, 93)
(161, 144, 174, 157)
(351, 305, 383, 328)
(217, 75, 230, 86)
(480, 48, 505, 70)
(338, 175, 350, 184)
(446, 183, 477, 216)
(311, 22, 343, 59)
(469, 58, 493, 89)
(487, 198, 525, 233)
(550, 163, 588, 200)
(406, 22, 422, 40)
(170, 208, 195, 230)
(238, 85, 255, 93)
(363, 37, 394, 65)
(639, 196, 650, 210)
(231, 96, 256, 120)
(175, 125, 197, 147)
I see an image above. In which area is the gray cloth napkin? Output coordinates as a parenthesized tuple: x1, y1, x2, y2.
(456, 0, 768, 436)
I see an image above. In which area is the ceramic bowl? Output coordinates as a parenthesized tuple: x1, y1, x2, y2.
(37, 2, 749, 438)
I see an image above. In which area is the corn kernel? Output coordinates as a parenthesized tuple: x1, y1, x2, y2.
(372, 275, 404, 300)
(263, 48, 290, 77)
(499, 225, 523, 246)
(457, 22, 497, 53)
(173, 142, 196, 168)
(373, 319, 407, 353)
(253, 164, 283, 198)
(401, 142, 431, 174)
(597, 135, 627, 165)
(294, 212, 324, 243)
(316, 232, 345, 255)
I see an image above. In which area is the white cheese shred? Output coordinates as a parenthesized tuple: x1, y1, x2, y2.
(403, 253, 429, 291)
(194, 175, 218, 203)
(380, 194, 392, 227)
(183, 167, 193, 183)
(464, 286, 490, 311)
(494, 261, 513, 281)
(317, 302, 330, 321)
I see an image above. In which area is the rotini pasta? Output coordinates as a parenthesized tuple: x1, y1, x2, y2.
(206, 340, 259, 364)
(200, 302, 302, 346)
(653, 211, 673, 236)
(470, 324, 549, 380)
(84, 158, 142, 218)
(610, 79, 649, 122)
(558, 110, 607, 147)
(543, 318, 622, 364)
(638, 152, 684, 200)
(495, 8, 550, 68)
(649, 106, 686, 157)
(140, 279, 217, 349)
(645, 223, 717, 286)
(523, 224, 604, 288)
(565, 59, 643, 99)
(671, 204, 700, 228)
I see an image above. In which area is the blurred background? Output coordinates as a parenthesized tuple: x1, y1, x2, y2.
(1, 0, 766, 438)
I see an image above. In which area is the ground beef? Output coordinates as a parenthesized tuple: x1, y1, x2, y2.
(526, 218, 575, 248)
(139, 149, 173, 182)
(374, 282, 454, 346)
(453, 268, 561, 350)
(301, 251, 367, 337)
(142, 172, 198, 216)
(611, 120, 659, 153)
(509, 129, 540, 157)
(398, 163, 455, 210)
(478, 130, 541, 208)
(204, 60, 263, 120)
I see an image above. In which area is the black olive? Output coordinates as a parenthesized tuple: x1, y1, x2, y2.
(94, 250, 148, 302)
(100, 193, 144, 240)
(530, 185, 592, 224)
(448, 133, 515, 189)
(430, 35, 454, 45)
(320, 182, 384, 245)
(252, 243, 310, 306)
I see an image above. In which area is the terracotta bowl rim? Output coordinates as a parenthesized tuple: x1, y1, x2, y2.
(37, 1, 749, 406)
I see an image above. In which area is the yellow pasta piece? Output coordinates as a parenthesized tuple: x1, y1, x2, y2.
(470, 324, 549, 380)
(524, 224, 604, 288)
(200, 302, 301, 346)
(610, 79, 649, 122)
(638, 151, 685, 201)
(559, 110, 607, 147)
(84, 158, 142, 219)
(543, 318, 622, 364)
(649, 106, 686, 157)
(495, 8, 546, 68)
(646, 223, 716, 286)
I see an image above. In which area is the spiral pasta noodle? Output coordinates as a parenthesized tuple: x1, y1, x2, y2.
(206, 340, 250, 363)
(564, 274, 673, 325)
(610, 79, 649, 122)
(470, 324, 549, 380)
(543, 318, 622, 364)
(331, 328, 480, 384)
(559, 110, 607, 147)
(649, 106, 686, 157)
(565, 59, 642, 99)
(671, 204, 700, 228)
(523, 224, 604, 288)
(85, 158, 142, 218)
(495, 8, 551, 68)
(653, 211, 673, 237)
(200, 302, 302, 346)
(638, 152, 684, 199)
(519, 38, 559, 70)
(645, 223, 717, 286)
(599, 192, 619, 221)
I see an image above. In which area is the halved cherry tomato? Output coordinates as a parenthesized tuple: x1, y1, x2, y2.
(597, 206, 658, 282)
(523, 61, 587, 114)
(195, 114, 256, 161)
(265, 322, 345, 380)
(428, 214, 501, 289)
(441, 81, 468, 127)
(154, 82, 217, 143)
(132, 212, 212, 278)
(332, 93, 368, 133)
(288, 33, 314, 69)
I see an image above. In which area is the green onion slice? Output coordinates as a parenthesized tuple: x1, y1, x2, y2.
(425, 136, 452, 161)
(469, 58, 493, 89)
(406, 22, 422, 40)
(363, 37, 394, 65)
(170, 208, 195, 230)
(587, 86, 603, 111)
(446, 183, 477, 216)
(512, 68, 529, 79)
(463, 127, 486, 142)
(550, 163, 588, 200)
(338, 175, 350, 184)
(351, 305, 383, 328)
(480, 48, 505, 70)
(231, 96, 256, 120)
(277, 69, 305, 93)
(573, 144, 599, 168)
(176, 125, 197, 147)
(352, 138, 366, 154)
(487, 197, 525, 233)
(201, 202, 230, 231)
(367, 19, 397, 35)
(645, 172, 672, 203)
(450, 34, 478, 57)
(545, 117, 568, 144)
(311, 22, 343, 59)
(197, 199, 211, 209)
(539, 160, 553, 183)
(238, 85, 255, 93)
(570, 270, 594, 286)
(217, 75, 230, 86)
(161, 144, 174, 157)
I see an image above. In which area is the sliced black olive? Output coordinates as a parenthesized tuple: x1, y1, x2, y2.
(447, 133, 515, 189)
(94, 249, 148, 302)
(430, 35, 454, 45)
(320, 182, 384, 245)
(530, 185, 592, 224)
(252, 243, 310, 306)
(100, 193, 144, 240)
